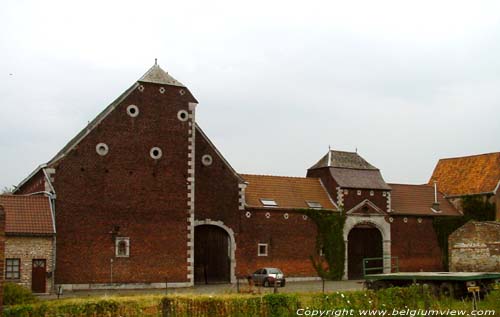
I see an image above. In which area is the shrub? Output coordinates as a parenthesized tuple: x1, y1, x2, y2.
(3, 282, 39, 306)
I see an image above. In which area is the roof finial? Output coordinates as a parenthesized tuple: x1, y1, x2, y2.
(154, 58, 158, 65)
(355, 147, 358, 153)
(327, 145, 332, 166)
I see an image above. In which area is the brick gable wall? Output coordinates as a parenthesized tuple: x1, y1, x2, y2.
(52, 82, 197, 285)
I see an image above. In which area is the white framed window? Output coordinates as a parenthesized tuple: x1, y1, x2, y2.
(258, 243, 268, 256)
(306, 201, 322, 209)
(344, 189, 349, 195)
(115, 237, 130, 257)
(417, 218, 423, 223)
(260, 198, 278, 207)
(283, 213, 289, 219)
(5, 258, 20, 279)
(382, 191, 387, 197)
(370, 190, 374, 196)
(403, 217, 408, 223)
(357, 190, 362, 196)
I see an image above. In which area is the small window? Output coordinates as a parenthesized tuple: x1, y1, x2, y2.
(306, 201, 322, 209)
(115, 237, 130, 257)
(5, 258, 20, 279)
(258, 243, 268, 256)
(344, 189, 349, 195)
(370, 190, 374, 196)
(383, 191, 387, 197)
(260, 198, 278, 207)
(357, 190, 362, 196)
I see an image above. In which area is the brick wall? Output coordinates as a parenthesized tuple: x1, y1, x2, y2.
(4, 236, 54, 292)
(16, 170, 46, 194)
(390, 216, 443, 272)
(52, 81, 197, 285)
(236, 209, 318, 278)
(449, 221, 500, 272)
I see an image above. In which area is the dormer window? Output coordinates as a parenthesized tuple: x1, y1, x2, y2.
(260, 199, 278, 207)
(306, 201, 322, 209)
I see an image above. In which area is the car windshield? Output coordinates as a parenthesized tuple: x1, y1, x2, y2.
(267, 268, 282, 274)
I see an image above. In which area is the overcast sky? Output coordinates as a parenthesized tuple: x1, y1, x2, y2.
(1, 0, 500, 190)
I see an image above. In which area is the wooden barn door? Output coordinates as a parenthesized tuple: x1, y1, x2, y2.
(32, 259, 46, 293)
(348, 227, 382, 279)
(194, 225, 230, 284)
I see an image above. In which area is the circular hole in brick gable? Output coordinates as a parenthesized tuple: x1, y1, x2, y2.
(283, 213, 289, 220)
(302, 214, 308, 220)
(138, 85, 144, 92)
(96, 143, 109, 156)
(127, 105, 139, 117)
(177, 110, 189, 122)
(245, 212, 251, 218)
(265, 212, 271, 219)
(201, 154, 213, 166)
(159, 87, 165, 94)
(150, 147, 163, 160)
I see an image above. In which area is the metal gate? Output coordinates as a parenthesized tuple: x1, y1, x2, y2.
(194, 225, 230, 284)
(348, 227, 383, 279)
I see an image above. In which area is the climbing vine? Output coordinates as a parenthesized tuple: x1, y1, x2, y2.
(301, 209, 346, 280)
(433, 195, 496, 268)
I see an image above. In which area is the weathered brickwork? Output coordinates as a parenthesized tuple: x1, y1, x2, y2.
(5, 236, 54, 293)
(51, 81, 197, 286)
(390, 216, 443, 272)
(16, 170, 46, 195)
(236, 209, 318, 277)
(449, 221, 500, 272)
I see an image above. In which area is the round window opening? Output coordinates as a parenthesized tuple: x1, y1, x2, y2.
(177, 110, 189, 122)
(201, 154, 213, 166)
(265, 212, 271, 219)
(389, 217, 394, 223)
(150, 147, 163, 160)
(159, 87, 165, 94)
(302, 214, 308, 220)
(245, 211, 252, 218)
(126, 105, 139, 117)
(283, 213, 289, 220)
(96, 143, 109, 156)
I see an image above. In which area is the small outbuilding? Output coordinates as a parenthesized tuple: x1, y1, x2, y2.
(449, 221, 500, 272)
(0, 195, 55, 293)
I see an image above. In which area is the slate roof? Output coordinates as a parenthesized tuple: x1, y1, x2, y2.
(389, 183, 461, 216)
(309, 150, 378, 170)
(241, 174, 337, 210)
(139, 64, 185, 87)
(429, 152, 500, 197)
(330, 168, 391, 190)
(0, 195, 55, 235)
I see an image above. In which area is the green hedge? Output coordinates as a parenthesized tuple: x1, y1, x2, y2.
(3, 283, 39, 306)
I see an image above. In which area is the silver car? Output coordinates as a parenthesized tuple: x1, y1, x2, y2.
(251, 268, 286, 287)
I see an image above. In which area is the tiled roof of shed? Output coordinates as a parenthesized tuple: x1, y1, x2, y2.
(0, 195, 54, 235)
(389, 183, 461, 216)
(429, 152, 500, 196)
(241, 174, 337, 210)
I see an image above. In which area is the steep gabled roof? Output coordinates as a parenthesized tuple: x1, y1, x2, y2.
(309, 150, 378, 170)
(139, 64, 185, 87)
(0, 195, 55, 235)
(390, 183, 461, 216)
(330, 168, 391, 190)
(429, 152, 500, 197)
(241, 174, 337, 210)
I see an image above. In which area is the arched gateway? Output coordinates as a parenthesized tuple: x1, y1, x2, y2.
(193, 220, 236, 284)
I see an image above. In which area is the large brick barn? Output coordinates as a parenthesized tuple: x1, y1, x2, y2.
(9, 64, 462, 291)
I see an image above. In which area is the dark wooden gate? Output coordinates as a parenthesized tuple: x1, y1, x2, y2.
(32, 259, 46, 293)
(348, 226, 382, 279)
(194, 225, 230, 284)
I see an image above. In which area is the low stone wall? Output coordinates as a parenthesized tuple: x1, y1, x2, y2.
(449, 221, 500, 272)
(5, 236, 54, 293)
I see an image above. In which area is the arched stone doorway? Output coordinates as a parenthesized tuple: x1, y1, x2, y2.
(343, 216, 391, 280)
(194, 220, 236, 284)
(347, 225, 383, 279)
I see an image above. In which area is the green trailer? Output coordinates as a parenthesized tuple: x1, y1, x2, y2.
(363, 257, 500, 298)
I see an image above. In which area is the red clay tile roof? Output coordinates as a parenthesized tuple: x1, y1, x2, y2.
(241, 174, 337, 210)
(389, 183, 461, 216)
(429, 152, 500, 197)
(0, 195, 54, 235)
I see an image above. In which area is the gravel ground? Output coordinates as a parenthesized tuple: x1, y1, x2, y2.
(38, 280, 366, 300)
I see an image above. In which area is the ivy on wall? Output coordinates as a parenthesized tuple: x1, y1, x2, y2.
(432, 195, 496, 269)
(301, 209, 346, 280)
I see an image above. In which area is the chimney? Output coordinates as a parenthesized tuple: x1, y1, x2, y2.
(432, 181, 440, 211)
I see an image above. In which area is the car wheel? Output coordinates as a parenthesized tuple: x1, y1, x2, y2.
(263, 279, 270, 287)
